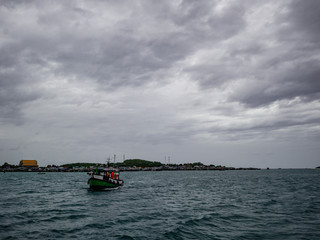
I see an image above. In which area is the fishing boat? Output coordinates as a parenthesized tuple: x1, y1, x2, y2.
(87, 168, 124, 190)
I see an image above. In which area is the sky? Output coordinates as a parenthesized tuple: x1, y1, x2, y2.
(0, 0, 319, 168)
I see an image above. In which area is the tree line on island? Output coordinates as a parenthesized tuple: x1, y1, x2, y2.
(61, 159, 163, 169)
(60, 159, 260, 171)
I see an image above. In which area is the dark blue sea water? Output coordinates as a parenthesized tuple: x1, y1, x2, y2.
(1, 170, 320, 239)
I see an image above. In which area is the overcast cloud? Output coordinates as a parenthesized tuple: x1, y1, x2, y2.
(1, 0, 319, 168)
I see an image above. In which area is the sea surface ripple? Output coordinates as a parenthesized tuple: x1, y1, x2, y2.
(1, 169, 320, 239)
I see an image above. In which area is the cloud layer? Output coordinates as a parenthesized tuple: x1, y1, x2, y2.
(1, 0, 319, 167)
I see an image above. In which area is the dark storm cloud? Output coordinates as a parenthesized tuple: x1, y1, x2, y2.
(205, 112, 320, 142)
(273, 61, 320, 102)
(50, 0, 246, 89)
(0, 1, 95, 124)
(1, 0, 319, 129)
(175, 1, 246, 51)
(273, 0, 320, 103)
(0, 0, 248, 109)
(21, 1, 176, 88)
(228, 0, 320, 107)
(0, 41, 43, 124)
(231, 60, 320, 108)
(162, 1, 247, 87)
(222, 115, 320, 134)
(179, 1, 320, 109)
(286, 0, 320, 43)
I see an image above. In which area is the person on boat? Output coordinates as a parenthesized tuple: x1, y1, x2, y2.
(103, 171, 107, 181)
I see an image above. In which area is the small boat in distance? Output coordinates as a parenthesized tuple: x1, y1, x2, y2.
(88, 167, 124, 190)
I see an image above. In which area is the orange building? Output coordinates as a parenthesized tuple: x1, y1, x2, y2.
(19, 160, 38, 167)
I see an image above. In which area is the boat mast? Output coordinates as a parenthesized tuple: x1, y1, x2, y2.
(107, 156, 111, 168)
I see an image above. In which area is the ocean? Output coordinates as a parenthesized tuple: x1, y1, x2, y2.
(0, 169, 319, 239)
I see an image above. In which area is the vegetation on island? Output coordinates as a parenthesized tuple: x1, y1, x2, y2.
(61, 162, 97, 168)
(60, 159, 162, 168)
(120, 159, 162, 167)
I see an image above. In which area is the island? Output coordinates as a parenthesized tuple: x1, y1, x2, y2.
(1, 159, 261, 172)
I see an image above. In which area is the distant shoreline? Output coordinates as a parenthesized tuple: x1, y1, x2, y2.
(2, 168, 318, 173)
(2, 158, 318, 172)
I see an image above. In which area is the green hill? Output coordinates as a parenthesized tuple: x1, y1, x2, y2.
(120, 159, 162, 168)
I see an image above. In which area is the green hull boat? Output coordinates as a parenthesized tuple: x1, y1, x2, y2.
(88, 170, 124, 190)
